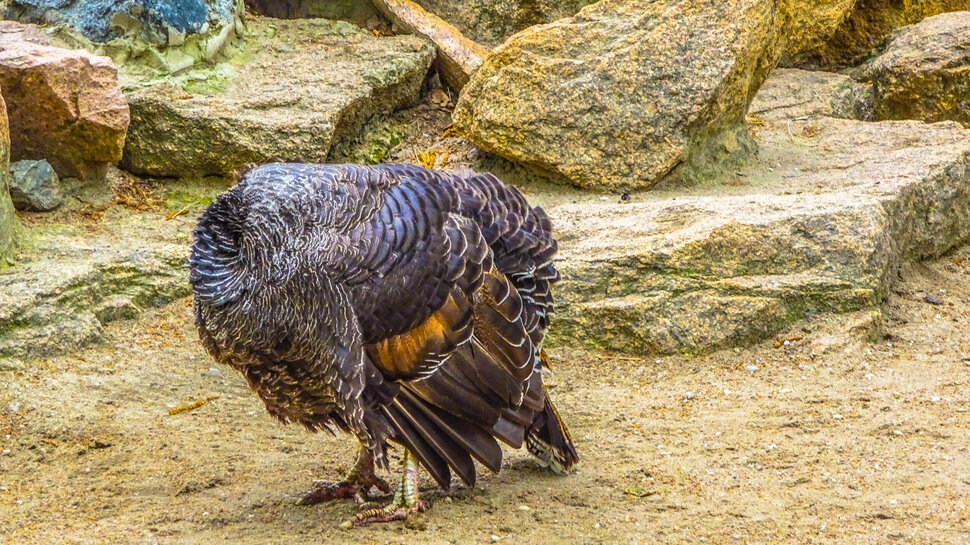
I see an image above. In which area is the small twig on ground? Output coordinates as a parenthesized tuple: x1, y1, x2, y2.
(597, 355, 645, 361)
(165, 201, 198, 221)
(168, 395, 220, 415)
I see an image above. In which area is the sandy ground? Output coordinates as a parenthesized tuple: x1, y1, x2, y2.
(1, 226, 969, 544)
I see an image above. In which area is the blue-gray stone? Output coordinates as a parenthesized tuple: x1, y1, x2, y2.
(5, 0, 236, 43)
(9, 159, 63, 212)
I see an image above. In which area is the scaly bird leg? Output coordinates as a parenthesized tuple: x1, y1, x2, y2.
(341, 448, 425, 528)
(296, 444, 391, 506)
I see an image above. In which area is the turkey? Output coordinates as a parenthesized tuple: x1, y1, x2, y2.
(189, 163, 578, 526)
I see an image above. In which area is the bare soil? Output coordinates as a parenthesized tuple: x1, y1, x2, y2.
(1, 233, 968, 544)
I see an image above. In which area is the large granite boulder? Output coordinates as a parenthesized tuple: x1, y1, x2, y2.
(5, 0, 236, 45)
(454, 0, 782, 190)
(121, 18, 434, 177)
(854, 11, 970, 127)
(414, 0, 596, 48)
(0, 22, 129, 180)
(546, 116, 970, 354)
(793, 0, 970, 69)
(0, 88, 18, 264)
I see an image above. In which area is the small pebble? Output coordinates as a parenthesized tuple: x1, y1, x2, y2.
(833, 414, 843, 419)
(517, 505, 529, 511)
(491, 535, 501, 542)
(931, 396, 941, 403)
(746, 365, 758, 372)
(723, 389, 732, 395)
(684, 392, 695, 400)
(594, 523, 601, 529)
(893, 430, 903, 436)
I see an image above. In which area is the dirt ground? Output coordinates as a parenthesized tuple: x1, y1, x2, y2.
(1, 220, 969, 544)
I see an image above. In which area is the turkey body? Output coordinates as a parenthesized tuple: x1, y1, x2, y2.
(190, 163, 577, 490)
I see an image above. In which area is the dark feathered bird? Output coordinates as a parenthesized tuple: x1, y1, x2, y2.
(189, 163, 578, 526)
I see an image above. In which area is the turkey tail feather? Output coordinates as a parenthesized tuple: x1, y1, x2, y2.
(526, 396, 579, 474)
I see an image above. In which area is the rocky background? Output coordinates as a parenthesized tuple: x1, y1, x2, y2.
(1, 1, 970, 542)
(2, 0, 970, 359)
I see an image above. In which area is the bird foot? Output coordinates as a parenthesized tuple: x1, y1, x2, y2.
(339, 448, 424, 528)
(296, 446, 391, 506)
(341, 498, 426, 528)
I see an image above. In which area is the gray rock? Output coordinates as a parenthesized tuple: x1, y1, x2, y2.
(9, 159, 62, 211)
(453, 0, 783, 190)
(544, 115, 970, 354)
(854, 11, 970, 127)
(121, 18, 435, 177)
(5, 0, 236, 44)
(749, 68, 874, 122)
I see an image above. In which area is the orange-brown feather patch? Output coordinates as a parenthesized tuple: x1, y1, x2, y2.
(368, 293, 469, 380)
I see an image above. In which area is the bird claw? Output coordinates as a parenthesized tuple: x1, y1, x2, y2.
(296, 480, 358, 506)
(296, 473, 392, 506)
(296, 446, 392, 506)
(341, 499, 426, 528)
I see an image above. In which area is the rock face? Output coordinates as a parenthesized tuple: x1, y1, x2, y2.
(545, 115, 970, 354)
(454, 0, 782, 191)
(9, 159, 62, 211)
(0, 22, 130, 180)
(0, 245, 190, 358)
(0, 88, 17, 263)
(5, 0, 236, 44)
(793, 0, 970, 68)
(121, 18, 434, 177)
(776, 0, 856, 63)
(244, 0, 380, 25)
(414, 0, 596, 48)
(854, 12, 970, 127)
(749, 68, 874, 121)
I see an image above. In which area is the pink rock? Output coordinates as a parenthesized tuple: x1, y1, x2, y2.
(0, 22, 129, 180)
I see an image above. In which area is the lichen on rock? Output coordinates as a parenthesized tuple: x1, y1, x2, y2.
(121, 18, 434, 177)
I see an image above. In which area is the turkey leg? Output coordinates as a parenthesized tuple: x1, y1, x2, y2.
(341, 448, 425, 527)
